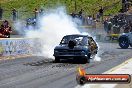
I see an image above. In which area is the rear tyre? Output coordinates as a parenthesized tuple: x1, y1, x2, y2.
(87, 53, 91, 63)
(82, 58, 88, 64)
(82, 54, 90, 64)
(119, 36, 129, 49)
(55, 57, 60, 62)
(87, 58, 90, 63)
(130, 43, 132, 47)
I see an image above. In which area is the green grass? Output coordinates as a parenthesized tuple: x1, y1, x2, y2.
(0, 0, 121, 19)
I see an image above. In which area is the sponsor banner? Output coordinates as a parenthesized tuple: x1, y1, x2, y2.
(0, 38, 42, 56)
(76, 67, 131, 85)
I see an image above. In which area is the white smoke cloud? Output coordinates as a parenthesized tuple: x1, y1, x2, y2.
(94, 45, 101, 61)
(14, 6, 102, 61)
(25, 7, 81, 58)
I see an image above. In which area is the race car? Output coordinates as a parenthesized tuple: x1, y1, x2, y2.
(53, 34, 98, 63)
(118, 32, 132, 49)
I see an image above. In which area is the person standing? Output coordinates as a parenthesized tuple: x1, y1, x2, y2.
(104, 18, 108, 33)
(78, 9, 83, 17)
(96, 12, 100, 22)
(34, 8, 39, 19)
(12, 8, 17, 21)
(78, 9, 83, 21)
(2, 20, 12, 38)
(0, 7, 3, 20)
(92, 18, 97, 35)
(39, 8, 44, 16)
(107, 21, 113, 34)
(87, 16, 93, 26)
(79, 9, 83, 16)
(70, 12, 76, 18)
(99, 7, 104, 22)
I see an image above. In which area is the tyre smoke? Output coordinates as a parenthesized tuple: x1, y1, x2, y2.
(25, 7, 81, 58)
(14, 7, 101, 61)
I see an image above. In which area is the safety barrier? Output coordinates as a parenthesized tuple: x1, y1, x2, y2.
(0, 38, 42, 56)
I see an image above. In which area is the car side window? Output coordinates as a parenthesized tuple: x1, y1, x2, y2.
(88, 37, 94, 44)
(90, 37, 95, 43)
(80, 37, 88, 45)
(88, 37, 97, 50)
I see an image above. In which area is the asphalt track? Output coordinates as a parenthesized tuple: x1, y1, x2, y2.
(0, 42, 131, 88)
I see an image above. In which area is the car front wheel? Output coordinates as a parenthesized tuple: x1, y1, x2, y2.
(130, 43, 132, 47)
(55, 57, 60, 62)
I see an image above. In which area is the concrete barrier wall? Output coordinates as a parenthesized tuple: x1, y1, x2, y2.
(0, 38, 42, 56)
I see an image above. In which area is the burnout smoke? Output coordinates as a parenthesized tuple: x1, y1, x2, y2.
(25, 7, 81, 58)
(93, 39, 101, 62)
(14, 7, 101, 61)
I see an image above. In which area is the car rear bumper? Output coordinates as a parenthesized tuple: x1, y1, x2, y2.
(53, 54, 88, 59)
(53, 50, 90, 59)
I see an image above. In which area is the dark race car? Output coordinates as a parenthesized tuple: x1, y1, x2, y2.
(53, 34, 98, 63)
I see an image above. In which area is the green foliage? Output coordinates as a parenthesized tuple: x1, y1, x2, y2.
(0, 0, 121, 19)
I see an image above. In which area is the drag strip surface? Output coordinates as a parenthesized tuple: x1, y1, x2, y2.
(0, 42, 131, 88)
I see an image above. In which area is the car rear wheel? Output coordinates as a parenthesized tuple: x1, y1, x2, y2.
(87, 53, 91, 63)
(82, 58, 87, 64)
(82, 54, 91, 64)
(87, 58, 90, 63)
(130, 43, 132, 47)
(119, 36, 129, 49)
(55, 57, 60, 62)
